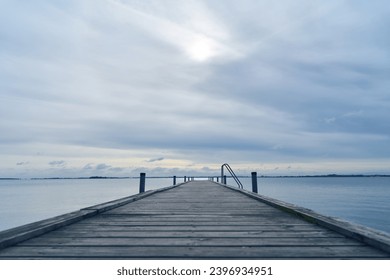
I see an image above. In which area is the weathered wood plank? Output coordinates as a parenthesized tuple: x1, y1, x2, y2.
(20, 236, 363, 247)
(105, 210, 286, 215)
(0, 245, 387, 259)
(98, 213, 302, 219)
(95, 215, 309, 223)
(38, 229, 343, 239)
(74, 221, 310, 226)
(42, 224, 324, 232)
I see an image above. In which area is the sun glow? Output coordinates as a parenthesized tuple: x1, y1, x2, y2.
(186, 36, 218, 62)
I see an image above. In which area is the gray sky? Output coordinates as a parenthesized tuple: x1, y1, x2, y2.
(1, 0, 390, 178)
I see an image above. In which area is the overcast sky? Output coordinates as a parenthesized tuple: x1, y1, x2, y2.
(1, 0, 390, 178)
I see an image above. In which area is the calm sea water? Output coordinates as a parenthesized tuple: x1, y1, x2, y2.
(0, 178, 173, 232)
(0, 177, 389, 233)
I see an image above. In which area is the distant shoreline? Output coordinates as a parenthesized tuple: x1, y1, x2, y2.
(1, 174, 390, 180)
(258, 174, 390, 178)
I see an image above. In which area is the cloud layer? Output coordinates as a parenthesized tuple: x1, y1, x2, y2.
(1, 0, 390, 177)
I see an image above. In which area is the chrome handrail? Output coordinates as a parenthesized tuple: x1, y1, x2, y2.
(221, 163, 243, 189)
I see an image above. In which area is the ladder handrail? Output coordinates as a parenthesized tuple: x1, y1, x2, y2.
(221, 163, 243, 189)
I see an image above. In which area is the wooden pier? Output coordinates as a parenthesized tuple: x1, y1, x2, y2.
(0, 180, 389, 259)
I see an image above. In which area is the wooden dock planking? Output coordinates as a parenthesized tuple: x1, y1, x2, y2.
(0, 180, 389, 259)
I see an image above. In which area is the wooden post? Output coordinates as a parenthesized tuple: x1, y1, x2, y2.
(217, 177, 219, 182)
(173, 176, 176, 185)
(139, 173, 146, 193)
(184, 176, 187, 182)
(251, 172, 258, 193)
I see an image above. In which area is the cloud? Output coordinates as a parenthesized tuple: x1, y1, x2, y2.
(1, 0, 390, 177)
(109, 0, 241, 63)
(146, 157, 165, 163)
(83, 163, 94, 170)
(48, 160, 66, 167)
(83, 163, 123, 173)
(16, 161, 29, 166)
(96, 163, 111, 170)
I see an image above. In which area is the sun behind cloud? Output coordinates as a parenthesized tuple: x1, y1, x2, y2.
(186, 35, 217, 62)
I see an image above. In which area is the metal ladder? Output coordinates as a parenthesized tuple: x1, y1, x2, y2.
(221, 163, 243, 189)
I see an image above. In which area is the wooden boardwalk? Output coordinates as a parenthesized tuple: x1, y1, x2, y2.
(0, 180, 389, 259)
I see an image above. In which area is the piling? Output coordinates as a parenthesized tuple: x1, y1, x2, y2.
(251, 171, 258, 193)
(139, 173, 145, 193)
